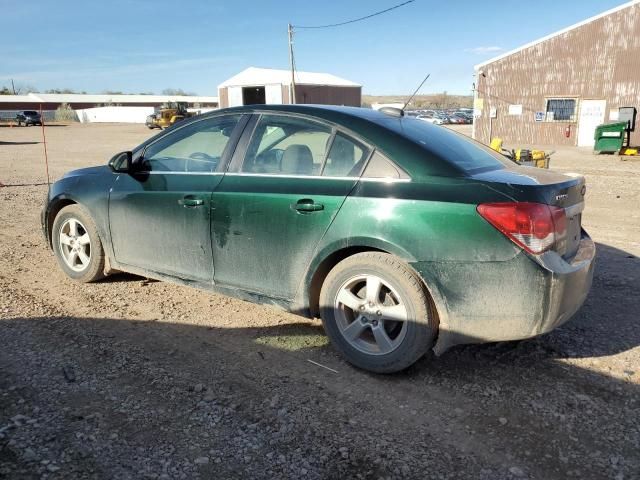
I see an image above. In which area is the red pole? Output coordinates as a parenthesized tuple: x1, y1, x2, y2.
(39, 104, 50, 186)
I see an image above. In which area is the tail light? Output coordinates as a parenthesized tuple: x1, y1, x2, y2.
(477, 202, 567, 254)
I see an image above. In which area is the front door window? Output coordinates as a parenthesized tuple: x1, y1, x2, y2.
(142, 115, 241, 173)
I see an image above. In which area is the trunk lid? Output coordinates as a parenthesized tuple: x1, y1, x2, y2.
(471, 165, 586, 259)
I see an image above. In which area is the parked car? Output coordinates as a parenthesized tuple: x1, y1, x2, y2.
(16, 110, 42, 126)
(42, 105, 594, 373)
(433, 112, 450, 124)
(454, 112, 473, 124)
(416, 114, 443, 125)
(447, 114, 467, 125)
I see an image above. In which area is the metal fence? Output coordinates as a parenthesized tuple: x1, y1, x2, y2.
(0, 110, 58, 122)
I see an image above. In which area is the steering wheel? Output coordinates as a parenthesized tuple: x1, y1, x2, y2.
(189, 152, 215, 161)
(142, 157, 172, 171)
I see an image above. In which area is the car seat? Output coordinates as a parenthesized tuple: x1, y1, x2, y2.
(281, 144, 314, 175)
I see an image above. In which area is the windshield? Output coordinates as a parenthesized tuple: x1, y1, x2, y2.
(395, 116, 514, 173)
(24, 111, 39, 116)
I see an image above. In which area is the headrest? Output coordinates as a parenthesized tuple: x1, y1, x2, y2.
(281, 144, 313, 175)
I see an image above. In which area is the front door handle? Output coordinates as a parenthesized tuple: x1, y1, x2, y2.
(292, 199, 324, 212)
(178, 196, 205, 207)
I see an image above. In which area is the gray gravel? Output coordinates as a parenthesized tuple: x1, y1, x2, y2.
(0, 124, 639, 479)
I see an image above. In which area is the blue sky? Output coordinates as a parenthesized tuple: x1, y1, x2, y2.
(0, 0, 627, 96)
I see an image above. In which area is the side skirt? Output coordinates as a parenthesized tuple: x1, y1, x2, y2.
(106, 260, 298, 315)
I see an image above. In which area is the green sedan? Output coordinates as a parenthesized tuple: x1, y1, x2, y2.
(42, 105, 595, 373)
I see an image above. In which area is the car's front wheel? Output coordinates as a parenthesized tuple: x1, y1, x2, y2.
(52, 205, 105, 282)
(319, 252, 437, 373)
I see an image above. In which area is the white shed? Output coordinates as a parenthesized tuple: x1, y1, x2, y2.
(218, 67, 361, 108)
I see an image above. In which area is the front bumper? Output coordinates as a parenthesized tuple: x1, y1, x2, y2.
(40, 206, 49, 245)
(412, 230, 596, 354)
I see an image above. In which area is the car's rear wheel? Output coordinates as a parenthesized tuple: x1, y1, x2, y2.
(52, 205, 105, 282)
(319, 252, 436, 373)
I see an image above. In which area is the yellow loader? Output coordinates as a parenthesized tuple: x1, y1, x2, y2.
(146, 102, 193, 130)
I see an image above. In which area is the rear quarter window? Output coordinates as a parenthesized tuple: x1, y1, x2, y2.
(396, 117, 513, 173)
(362, 152, 409, 180)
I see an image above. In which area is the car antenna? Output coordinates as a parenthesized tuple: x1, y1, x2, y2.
(402, 73, 431, 113)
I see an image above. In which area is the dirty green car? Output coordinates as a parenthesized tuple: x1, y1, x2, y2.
(42, 105, 595, 373)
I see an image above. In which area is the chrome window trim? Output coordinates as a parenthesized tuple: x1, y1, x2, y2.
(138, 171, 224, 176)
(137, 171, 411, 182)
(223, 172, 411, 183)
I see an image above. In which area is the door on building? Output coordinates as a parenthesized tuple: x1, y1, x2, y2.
(265, 84, 283, 104)
(242, 86, 266, 105)
(577, 99, 606, 147)
(228, 86, 243, 107)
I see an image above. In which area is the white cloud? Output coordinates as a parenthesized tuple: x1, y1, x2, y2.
(465, 46, 504, 55)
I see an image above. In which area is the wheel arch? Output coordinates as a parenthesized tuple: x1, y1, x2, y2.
(46, 195, 78, 248)
(304, 238, 417, 318)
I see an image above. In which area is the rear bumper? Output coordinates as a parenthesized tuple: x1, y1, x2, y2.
(411, 230, 596, 354)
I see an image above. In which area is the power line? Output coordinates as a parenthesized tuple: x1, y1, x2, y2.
(293, 0, 415, 29)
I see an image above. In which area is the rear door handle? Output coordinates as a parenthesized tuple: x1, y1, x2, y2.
(292, 199, 324, 212)
(178, 196, 205, 207)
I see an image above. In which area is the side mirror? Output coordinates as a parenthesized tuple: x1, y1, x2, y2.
(108, 151, 133, 173)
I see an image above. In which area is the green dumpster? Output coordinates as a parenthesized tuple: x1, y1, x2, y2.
(594, 121, 627, 153)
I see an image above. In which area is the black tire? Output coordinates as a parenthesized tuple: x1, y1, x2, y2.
(52, 205, 105, 282)
(319, 252, 437, 373)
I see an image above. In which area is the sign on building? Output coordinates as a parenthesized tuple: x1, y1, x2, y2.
(508, 104, 523, 116)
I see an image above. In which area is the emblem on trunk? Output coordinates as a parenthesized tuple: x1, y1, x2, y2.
(555, 194, 568, 201)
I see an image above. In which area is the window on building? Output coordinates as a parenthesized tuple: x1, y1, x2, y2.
(545, 98, 577, 122)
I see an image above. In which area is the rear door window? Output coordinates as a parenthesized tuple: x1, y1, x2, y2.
(241, 114, 332, 176)
(322, 133, 370, 177)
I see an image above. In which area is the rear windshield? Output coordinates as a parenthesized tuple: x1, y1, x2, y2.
(23, 111, 38, 116)
(395, 117, 513, 173)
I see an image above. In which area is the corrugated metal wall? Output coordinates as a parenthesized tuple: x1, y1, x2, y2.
(294, 86, 361, 107)
(474, 3, 640, 147)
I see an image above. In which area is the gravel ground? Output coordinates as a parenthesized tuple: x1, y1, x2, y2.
(0, 123, 639, 479)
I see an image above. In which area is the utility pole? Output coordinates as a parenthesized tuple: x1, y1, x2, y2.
(288, 23, 296, 104)
(11, 79, 16, 95)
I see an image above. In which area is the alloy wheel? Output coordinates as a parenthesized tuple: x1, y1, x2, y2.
(334, 274, 408, 355)
(58, 218, 91, 272)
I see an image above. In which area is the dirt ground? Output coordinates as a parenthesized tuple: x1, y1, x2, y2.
(0, 122, 638, 480)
